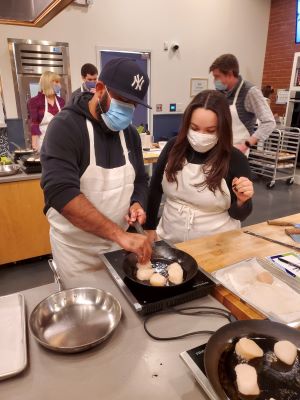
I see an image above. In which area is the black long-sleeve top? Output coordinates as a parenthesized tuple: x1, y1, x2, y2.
(144, 137, 253, 230)
(41, 92, 148, 214)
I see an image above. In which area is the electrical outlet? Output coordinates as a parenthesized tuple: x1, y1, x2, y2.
(176, 103, 183, 112)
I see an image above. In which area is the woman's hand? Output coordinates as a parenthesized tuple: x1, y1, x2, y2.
(145, 230, 158, 244)
(232, 177, 254, 206)
(125, 202, 146, 225)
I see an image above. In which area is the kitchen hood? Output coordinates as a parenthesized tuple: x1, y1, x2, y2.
(0, 0, 74, 27)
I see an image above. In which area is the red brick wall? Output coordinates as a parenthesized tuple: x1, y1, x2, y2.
(262, 0, 300, 116)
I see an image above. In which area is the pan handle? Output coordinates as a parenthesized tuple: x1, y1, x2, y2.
(133, 221, 146, 236)
(48, 259, 64, 291)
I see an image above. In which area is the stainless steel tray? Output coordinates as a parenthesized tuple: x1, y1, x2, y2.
(212, 257, 300, 328)
(0, 293, 27, 380)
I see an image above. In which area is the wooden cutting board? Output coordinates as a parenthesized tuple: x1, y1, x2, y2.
(175, 213, 300, 320)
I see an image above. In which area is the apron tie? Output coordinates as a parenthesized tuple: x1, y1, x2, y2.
(177, 204, 184, 214)
(176, 203, 196, 241)
(187, 208, 195, 231)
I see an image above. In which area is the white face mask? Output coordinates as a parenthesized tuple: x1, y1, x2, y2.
(187, 129, 218, 153)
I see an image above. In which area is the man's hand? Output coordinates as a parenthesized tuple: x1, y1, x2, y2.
(145, 229, 158, 244)
(235, 136, 258, 154)
(125, 202, 146, 225)
(232, 177, 254, 206)
(234, 143, 248, 154)
(116, 231, 152, 264)
(61, 195, 151, 262)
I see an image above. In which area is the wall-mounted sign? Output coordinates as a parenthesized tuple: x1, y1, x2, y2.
(190, 78, 208, 97)
(276, 89, 289, 104)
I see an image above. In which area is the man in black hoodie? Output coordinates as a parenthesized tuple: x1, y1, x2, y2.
(41, 58, 152, 284)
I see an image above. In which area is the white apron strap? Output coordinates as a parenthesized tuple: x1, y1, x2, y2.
(232, 80, 244, 106)
(119, 130, 130, 164)
(85, 121, 130, 166)
(86, 119, 97, 166)
(44, 95, 49, 113)
(55, 96, 61, 111)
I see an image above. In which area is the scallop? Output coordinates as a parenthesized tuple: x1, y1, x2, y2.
(235, 364, 260, 396)
(136, 268, 154, 281)
(167, 262, 183, 285)
(274, 340, 297, 365)
(150, 273, 167, 287)
(235, 337, 263, 361)
(136, 260, 152, 270)
(257, 271, 274, 284)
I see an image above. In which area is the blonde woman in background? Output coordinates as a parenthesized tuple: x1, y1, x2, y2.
(28, 71, 65, 151)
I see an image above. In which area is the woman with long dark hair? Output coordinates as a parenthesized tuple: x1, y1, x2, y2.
(145, 90, 254, 244)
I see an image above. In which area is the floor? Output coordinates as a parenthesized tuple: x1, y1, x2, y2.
(1, 179, 300, 297)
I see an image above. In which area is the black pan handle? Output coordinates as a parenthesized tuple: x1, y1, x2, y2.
(133, 221, 146, 236)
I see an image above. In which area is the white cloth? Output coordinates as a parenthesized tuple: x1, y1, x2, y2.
(38, 96, 61, 152)
(230, 79, 250, 156)
(157, 162, 240, 244)
(47, 119, 136, 285)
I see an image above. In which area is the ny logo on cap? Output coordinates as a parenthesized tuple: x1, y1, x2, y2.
(131, 74, 145, 91)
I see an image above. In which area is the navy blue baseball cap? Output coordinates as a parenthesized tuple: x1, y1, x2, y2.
(99, 57, 151, 109)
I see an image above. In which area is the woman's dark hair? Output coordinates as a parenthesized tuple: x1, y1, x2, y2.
(165, 90, 233, 193)
(209, 54, 239, 78)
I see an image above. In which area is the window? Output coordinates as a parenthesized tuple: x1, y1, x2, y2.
(296, 0, 300, 43)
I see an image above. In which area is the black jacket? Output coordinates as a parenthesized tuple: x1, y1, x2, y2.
(41, 92, 148, 214)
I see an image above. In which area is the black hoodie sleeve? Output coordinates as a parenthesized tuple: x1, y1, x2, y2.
(40, 110, 85, 213)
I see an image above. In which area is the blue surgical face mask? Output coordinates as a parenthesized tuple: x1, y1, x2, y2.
(214, 80, 227, 91)
(99, 88, 135, 131)
(53, 84, 61, 95)
(85, 81, 96, 91)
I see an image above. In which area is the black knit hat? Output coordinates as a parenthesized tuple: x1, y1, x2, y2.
(99, 57, 151, 108)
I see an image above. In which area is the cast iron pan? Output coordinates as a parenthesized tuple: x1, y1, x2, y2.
(123, 243, 198, 290)
(204, 319, 300, 400)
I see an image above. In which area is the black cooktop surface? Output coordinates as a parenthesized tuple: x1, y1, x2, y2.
(187, 343, 207, 375)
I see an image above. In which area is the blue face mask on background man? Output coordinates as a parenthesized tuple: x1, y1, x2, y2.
(99, 88, 135, 131)
(214, 80, 227, 91)
(85, 81, 96, 91)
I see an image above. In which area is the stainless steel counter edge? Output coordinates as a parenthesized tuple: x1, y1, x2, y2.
(0, 170, 42, 183)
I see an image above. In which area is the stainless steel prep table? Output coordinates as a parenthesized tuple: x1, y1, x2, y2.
(0, 268, 228, 400)
(0, 169, 41, 184)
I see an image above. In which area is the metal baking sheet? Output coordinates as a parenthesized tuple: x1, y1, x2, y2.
(212, 257, 300, 328)
(0, 293, 27, 380)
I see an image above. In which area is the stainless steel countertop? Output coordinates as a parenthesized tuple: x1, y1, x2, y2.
(0, 268, 228, 400)
(0, 169, 41, 183)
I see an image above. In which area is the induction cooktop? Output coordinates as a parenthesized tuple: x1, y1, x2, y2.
(100, 240, 216, 315)
(180, 343, 218, 400)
